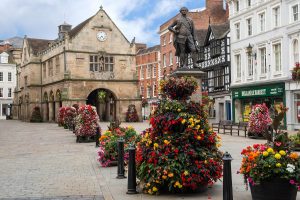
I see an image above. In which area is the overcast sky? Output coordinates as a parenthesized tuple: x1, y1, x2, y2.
(0, 0, 205, 46)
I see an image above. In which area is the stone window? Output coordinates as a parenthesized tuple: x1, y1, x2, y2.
(273, 43, 281, 72)
(259, 12, 266, 32)
(259, 47, 267, 74)
(293, 39, 299, 64)
(8, 88, 12, 98)
(48, 59, 53, 76)
(43, 62, 46, 78)
(235, 54, 241, 79)
(246, 18, 252, 36)
(24, 76, 28, 87)
(0, 88, 3, 97)
(89, 55, 114, 72)
(8, 72, 12, 82)
(0, 72, 3, 81)
(235, 23, 240, 40)
(55, 56, 60, 74)
(292, 4, 299, 22)
(273, 6, 280, 28)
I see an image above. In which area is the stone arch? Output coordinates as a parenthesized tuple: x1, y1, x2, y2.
(43, 92, 48, 102)
(86, 88, 117, 122)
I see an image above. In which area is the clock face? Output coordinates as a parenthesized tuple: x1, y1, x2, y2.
(97, 31, 107, 41)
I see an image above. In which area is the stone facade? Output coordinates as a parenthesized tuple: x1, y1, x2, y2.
(13, 7, 142, 122)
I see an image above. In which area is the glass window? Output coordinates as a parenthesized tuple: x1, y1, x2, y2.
(147, 65, 151, 78)
(152, 65, 156, 77)
(89, 55, 114, 72)
(55, 56, 60, 74)
(246, 18, 252, 36)
(292, 5, 299, 22)
(294, 93, 300, 123)
(0, 72, 3, 81)
(153, 84, 157, 97)
(259, 12, 265, 32)
(140, 66, 144, 79)
(147, 86, 151, 98)
(247, 55, 253, 77)
(163, 36, 166, 46)
(169, 52, 173, 66)
(235, 1, 239, 13)
(259, 47, 267, 74)
(273, 6, 280, 27)
(293, 39, 299, 64)
(163, 54, 166, 67)
(235, 54, 241, 78)
(273, 43, 281, 72)
(247, 0, 251, 7)
(48, 59, 53, 76)
(8, 72, 12, 82)
(140, 86, 144, 97)
(169, 33, 172, 43)
(8, 88, 12, 98)
(235, 23, 240, 40)
(43, 62, 46, 78)
(0, 88, 3, 97)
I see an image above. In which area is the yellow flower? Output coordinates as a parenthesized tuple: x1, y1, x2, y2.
(164, 140, 170, 145)
(127, 126, 134, 130)
(216, 143, 221, 148)
(197, 136, 201, 140)
(177, 108, 181, 112)
(152, 186, 158, 192)
(146, 183, 150, 187)
(276, 163, 282, 168)
(267, 148, 274, 154)
(184, 171, 189, 176)
(168, 173, 174, 178)
(154, 143, 159, 150)
(162, 175, 167, 179)
(189, 118, 193, 122)
(196, 125, 200, 129)
(148, 189, 152, 194)
(263, 151, 269, 157)
(204, 160, 208, 164)
(181, 119, 186, 124)
(274, 153, 281, 159)
(279, 150, 286, 156)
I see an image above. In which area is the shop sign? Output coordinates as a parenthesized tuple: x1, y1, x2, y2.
(232, 84, 284, 99)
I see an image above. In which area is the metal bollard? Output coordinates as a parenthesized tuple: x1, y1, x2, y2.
(223, 152, 233, 200)
(127, 144, 138, 194)
(116, 137, 126, 179)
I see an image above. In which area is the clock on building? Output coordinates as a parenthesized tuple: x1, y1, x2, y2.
(97, 31, 107, 41)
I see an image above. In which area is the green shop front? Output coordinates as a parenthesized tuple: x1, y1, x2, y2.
(232, 83, 285, 125)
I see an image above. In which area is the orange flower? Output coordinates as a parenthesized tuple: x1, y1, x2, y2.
(168, 173, 174, 178)
(99, 135, 108, 141)
(290, 152, 299, 160)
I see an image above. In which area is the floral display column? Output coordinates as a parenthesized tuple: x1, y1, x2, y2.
(136, 76, 223, 194)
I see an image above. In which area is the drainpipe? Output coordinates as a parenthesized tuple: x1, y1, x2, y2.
(40, 59, 43, 109)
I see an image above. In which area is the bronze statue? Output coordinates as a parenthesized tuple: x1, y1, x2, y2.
(168, 7, 198, 68)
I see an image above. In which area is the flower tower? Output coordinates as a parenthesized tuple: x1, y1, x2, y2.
(136, 76, 223, 194)
(75, 105, 99, 137)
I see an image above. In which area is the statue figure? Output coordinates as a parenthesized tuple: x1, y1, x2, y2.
(168, 7, 198, 68)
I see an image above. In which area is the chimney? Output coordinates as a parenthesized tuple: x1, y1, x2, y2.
(206, 0, 224, 11)
(58, 22, 72, 40)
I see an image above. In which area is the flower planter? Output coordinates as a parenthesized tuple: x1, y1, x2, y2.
(249, 178, 297, 200)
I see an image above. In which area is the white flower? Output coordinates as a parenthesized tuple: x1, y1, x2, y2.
(286, 164, 295, 173)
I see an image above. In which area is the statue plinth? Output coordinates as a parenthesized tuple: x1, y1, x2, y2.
(170, 68, 205, 103)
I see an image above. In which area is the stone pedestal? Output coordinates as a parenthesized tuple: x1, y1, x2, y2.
(170, 69, 205, 103)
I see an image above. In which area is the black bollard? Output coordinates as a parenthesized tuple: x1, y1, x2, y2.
(116, 137, 126, 179)
(127, 144, 138, 194)
(223, 152, 233, 200)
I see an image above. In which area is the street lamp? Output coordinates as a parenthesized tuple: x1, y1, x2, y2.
(246, 43, 256, 59)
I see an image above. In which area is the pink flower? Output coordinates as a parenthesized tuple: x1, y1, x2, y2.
(290, 180, 295, 185)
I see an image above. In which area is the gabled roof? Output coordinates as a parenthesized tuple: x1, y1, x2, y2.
(203, 22, 230, 46)
(137, 45, 160, 55)
(5, 36, 23, 48)
(195, 29, 208, 46)
(68, 16, 94, 38)
(27, 38, 53, 55)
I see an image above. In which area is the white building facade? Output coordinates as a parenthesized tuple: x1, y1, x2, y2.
(0, 52, 16, 119)
(227, 0, 300, 130)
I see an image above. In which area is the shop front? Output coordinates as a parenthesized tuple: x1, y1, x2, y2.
(232, 83, 285, 126)
(285, 81, 300, 130)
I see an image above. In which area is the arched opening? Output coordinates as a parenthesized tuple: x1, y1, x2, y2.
(86, 88, 116, 121)
(49, 91, 55, 122)
(43, 92, 49, 121)
(56, 90, 62, 108)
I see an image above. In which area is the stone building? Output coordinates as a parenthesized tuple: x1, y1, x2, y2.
(159, 0, 229, 77)
(13, 7, 141, 122)
(227, 0, 300, 129)
(136, 45, 160, 119)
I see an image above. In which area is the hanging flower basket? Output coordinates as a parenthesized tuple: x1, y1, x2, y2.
(292, 62, 300, 81)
